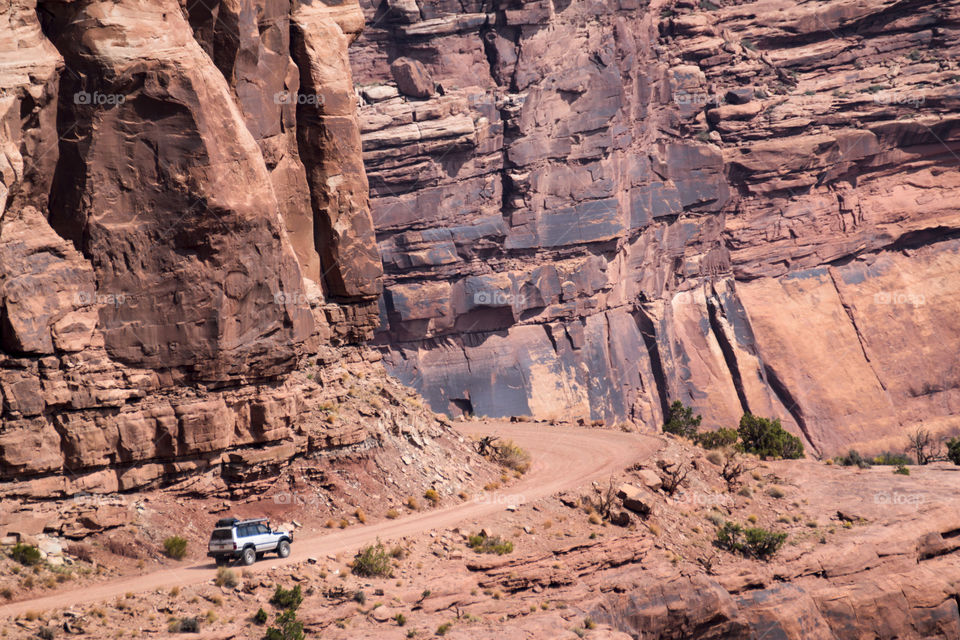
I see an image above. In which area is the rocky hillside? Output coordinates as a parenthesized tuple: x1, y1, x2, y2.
(353, 0, 960, 455)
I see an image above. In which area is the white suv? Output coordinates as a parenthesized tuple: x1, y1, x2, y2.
(207, 517, 293, 566)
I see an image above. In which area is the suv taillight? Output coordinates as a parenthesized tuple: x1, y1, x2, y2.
(232, 542, 237, 550)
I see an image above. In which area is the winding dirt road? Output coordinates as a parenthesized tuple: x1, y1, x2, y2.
(0, 422, 661, 619)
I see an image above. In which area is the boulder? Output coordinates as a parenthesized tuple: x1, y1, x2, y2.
(636, 469, 663, 491)
(617, 484, 653, 517)
(390, 57, 434, 99)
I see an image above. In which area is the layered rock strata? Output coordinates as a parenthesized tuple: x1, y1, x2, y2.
(0, 0, 385, 490)
(353, 0, 960, 454)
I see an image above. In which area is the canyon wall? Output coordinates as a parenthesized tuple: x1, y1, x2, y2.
(0, 0, 387, 494)
(1, 0, 959, 489)
(353, 0, 960, 455)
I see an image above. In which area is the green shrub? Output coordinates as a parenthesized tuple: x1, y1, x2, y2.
(663, 401, 702, 439)
(269, 585, 303, 610)
(696, 428, 738, 449)
(947, 437, 960, 465)
(352, 543, 393, 577)
(163, 536, 188, 560)
(834, 450, 870, 468)
(394, 613, 407, 626)
(264, 608, 304, 640)
(873, 451, 913, 466)
(894, 464, 910, 475)
(467, 533, 513, 555)
(737, 414, 804, 459)
(714, 522, 787, 560)
(436, 622, 453, 636)
(254, 608, 269, 625)
(10, 543, 42, 567)
(424, 489, 440, 504)
(168, 616, 200, 633)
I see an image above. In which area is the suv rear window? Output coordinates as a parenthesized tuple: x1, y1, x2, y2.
(210, 529, 233, 540)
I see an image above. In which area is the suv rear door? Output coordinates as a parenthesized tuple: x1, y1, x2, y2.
(209, 527, 234, 554)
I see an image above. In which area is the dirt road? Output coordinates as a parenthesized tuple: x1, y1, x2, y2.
(0, 422, 660, 619)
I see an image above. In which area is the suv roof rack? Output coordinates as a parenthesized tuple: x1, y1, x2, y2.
(214, 517, 268, 528)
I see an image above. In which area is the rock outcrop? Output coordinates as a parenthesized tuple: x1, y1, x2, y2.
(0, 0, 385, 491)
(352, 0, 960, 455)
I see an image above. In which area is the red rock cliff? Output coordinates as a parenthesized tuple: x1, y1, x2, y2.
(352, 0, 960, 455)
(0, 0, 384, 492)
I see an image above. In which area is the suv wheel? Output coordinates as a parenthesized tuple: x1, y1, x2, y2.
(241, 546, 256, 566)
(277, 540, 291, 558)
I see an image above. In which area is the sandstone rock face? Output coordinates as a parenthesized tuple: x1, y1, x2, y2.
(0, 0, 382, 488)
(353, 0, 960, 454)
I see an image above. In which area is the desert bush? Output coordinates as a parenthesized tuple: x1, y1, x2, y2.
(467, 533, 513, 555)
(737, 414, 804, 459)
(424, 489, 440, 504)
(394, 613, 407, 626)
(894, 464, 910, 475)
(65, 543, 93, 563)
(264, 608, 304, 640)
(696, 428, 738, 450)
(386, 508, 399, 519)
(947, 437, 960, 465)
(351, 543, 393, 578)
(834, 450, 870, 468)
(37, 626, 56, 640)
(436, 622, 453, 636)
(269, 584, 303, 610)
(105, 537, 140, 559)
(906, 427, 941, 465)
(663, 400, 701, 438)
(254, 608, 268, 625)
(492, 440, 531, 474)
(714, 522, 786, 560)
(873, 451, 913, 466)
(214, 567, 238, 588)
(10, 543, 42, 567)
(163, 536, 188, 560)
(661, 463, 689, 496)
(168, 616, 200, 633)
